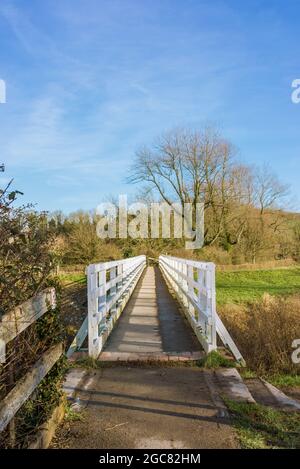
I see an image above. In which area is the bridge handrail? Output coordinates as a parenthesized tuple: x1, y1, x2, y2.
(159, 255, 217, 353)
(68, 255, 146, 359)
(159, 254, 214, 270)
(86, 255, 145, 272)
(159, 254, 244, 363)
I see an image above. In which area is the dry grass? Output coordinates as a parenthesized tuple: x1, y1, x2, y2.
(218, 258, 298, 271)
(219, 294, 300, 374)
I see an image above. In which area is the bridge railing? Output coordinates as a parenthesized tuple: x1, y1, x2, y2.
(68, 255, 146, 359)
(159, 254, 244, 363)
(159, 255, 217, 353)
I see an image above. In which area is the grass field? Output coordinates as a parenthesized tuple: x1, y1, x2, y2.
(58, 272, 86, 286)
(226, 399, 300, 449)
(216, 267, 300, 305)
(58, 267, 300, 304)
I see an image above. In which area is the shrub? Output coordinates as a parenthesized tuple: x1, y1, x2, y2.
(198, 246, 232, 265)
(0, 182, 64, 448)
(219, 294, 300, 374)
(0, 183, 56, 312)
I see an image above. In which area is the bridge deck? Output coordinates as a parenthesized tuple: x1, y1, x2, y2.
(55, 264, 240, 449)
(102, 266, 201, 357)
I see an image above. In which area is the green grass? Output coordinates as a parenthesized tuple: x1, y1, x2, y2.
(197, 350, 234, 368)
(59, 266, 300, 302)
(64, 403, 85, 422)
(216, 267, 300, 305)
(240, 369, 300, 389)
(58, 272, 86, 286)
(226, 400, 300, 449)
(264, 374, 300, 389)
(239, 368, 258, 380)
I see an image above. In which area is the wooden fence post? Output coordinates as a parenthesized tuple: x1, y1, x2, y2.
(87, 264, 101, 359)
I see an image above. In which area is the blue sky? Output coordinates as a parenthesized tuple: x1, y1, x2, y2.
(0, 0, 299, 213)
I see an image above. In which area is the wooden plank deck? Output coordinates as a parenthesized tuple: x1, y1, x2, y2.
(101, 266, 201, 358)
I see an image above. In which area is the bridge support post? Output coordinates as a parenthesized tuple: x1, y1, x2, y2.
(182, 263, 188, 308)
(88, 266, 106, 358)
(205, 264, 217, 351)
(109, 267, 117, 316)
(187, 265, 195, 318)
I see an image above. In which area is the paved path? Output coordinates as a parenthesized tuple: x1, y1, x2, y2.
(53, 266, 239, 449)
(55, 367, 238, 449)
(103, 266, 201, 356)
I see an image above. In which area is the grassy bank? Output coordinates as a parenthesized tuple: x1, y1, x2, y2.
(226, 400, 300, 449)
(59, 266, 300, 303)
(58, 272, 86, 286)
(216, 267, 300, 305)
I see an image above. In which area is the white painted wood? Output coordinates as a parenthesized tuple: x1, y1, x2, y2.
(205, 264, 217, 349)
(87, 264, 101, 359)
(0, 339, 5, 364)
(66, 316, 88, 358)
(86, 255, 146, 358)
(187, 265, 195, 318)
(159, 255, 215, 353)
(215, 313, 245, 364)
(0, 343, 63, 432)
(159, 254, 244, 363)
(109, 266, 117, 316)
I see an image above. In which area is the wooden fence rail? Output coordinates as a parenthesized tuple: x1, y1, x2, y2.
(0, 287, 56, 363)
(0, 343, 63, 432)
(0, 288, 63, 437)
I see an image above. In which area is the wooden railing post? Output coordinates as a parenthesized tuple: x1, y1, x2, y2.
(182, 262, 188, 308)
(206, 263, 217, 350)
(88, 264, 104, 359)
(117, 263, 122, 295)
(109, 266, 117, 316)
(187, 264, 195, 318)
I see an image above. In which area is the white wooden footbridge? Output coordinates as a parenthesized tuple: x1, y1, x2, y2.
(67, 255, 244, 364)
(6, 256, 300, 450)
(0, 253, 245, 449)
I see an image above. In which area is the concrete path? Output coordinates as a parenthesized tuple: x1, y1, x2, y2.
(53, 268, 240, 449)
(54, 367, 238, 449)
(102, 266, 201, 356)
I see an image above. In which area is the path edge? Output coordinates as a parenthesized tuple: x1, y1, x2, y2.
(27, 398, 66, 449)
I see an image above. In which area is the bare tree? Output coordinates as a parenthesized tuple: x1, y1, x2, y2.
(128, 127, 252, 246)
(254, 165, 289, 215)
